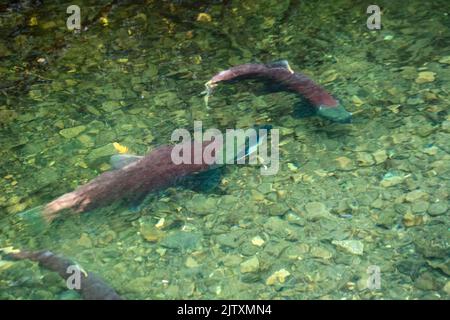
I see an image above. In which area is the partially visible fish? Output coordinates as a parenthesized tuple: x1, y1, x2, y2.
(1, 247, 123, 300)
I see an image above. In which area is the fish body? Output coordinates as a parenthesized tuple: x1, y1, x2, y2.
(42, 131, 268, 221)
(43, 141, 212, 221)
(205, 60, 352, 123)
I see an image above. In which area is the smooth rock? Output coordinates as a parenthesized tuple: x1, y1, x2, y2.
(266, 268, 290, 285)
(77, 134, 94, 147)
(59, 125, 86, 139)
(414, 227, 449, 258)
(287, 162, 299, 172)
(377, 210, 397, 228)
(251, 190, 265, 201)
(411, 201, 429, 213)
(332, 240, 364, 255)
(251, 236, 265, 247)
(427, 259, 450, 276)
(6, 202, 27, 214)
(140, 224, 164, 242)
(414, 272, 439, 290)
(351, 95, 364, 106)
(380, 173, 404, 187)
(97, 230, 116, 245)
(267, 203, 289, 216)
(356, 152, 375, 167)
(438, 56, 450, 64)
(442, 121, 450, 133)
(257, 182, 273, 194)
(403, 212, 423, 227)
(427, 202, 448, 216)
(304, 202, 330, 221)
(370, 197, 384, 209)
(310, 246, 333, 260)
(221, 254, 243, 267)
(405, 190, 428, 202)
(444, 281, 450, 295)
(216, 231, 245, 249)
(185, 256, 199, 268)
(423, 146, 438, 156)
(372, 150, 388, 164)
(240, 256, 260, 273)
(185, 195, 217, 216)
(415, 71, 436, 84)
(77, 233, 92, 248)
(101, 101, 121, 112)
(160, 232, 201, 250)
(87, 143, 116, 162)
(33, 167, 59, 187)
(335, 156, 354, 171)
(0, 261, 14, 272)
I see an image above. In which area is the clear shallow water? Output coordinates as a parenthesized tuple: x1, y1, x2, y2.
(0, 0, 449, 299)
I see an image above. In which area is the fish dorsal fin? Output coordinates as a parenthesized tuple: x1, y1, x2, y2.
(110, 154, 143, 169)
(266, 60, 294, 73)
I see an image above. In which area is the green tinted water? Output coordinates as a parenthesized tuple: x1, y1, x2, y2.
(0, 0, 449, 299)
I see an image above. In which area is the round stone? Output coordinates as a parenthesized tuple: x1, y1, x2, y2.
(411, 201, 429, 213)
(427, 202, 448, 216)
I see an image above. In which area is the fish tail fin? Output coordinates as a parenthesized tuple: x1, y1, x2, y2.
(15, 205, 51, 235)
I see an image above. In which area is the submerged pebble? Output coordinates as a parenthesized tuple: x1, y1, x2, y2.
(59, 125, 86, 139)
(438, 56, 450, 64)
(403, 212, 424, 227)
(0, 261, 14, 272)
(335, 156, 354, 171)
(427, 202, 448, 216)
(415, 71, 436, 84)
(414, 272, 440, 291)
(87, 143, 117, 163)
(160, 231, 201, 250)
(304, 202, 331, 221)
(310, 246, 333, 260)
(185, 256, 199, 268)
(372, 150, 388, 164)
(140, 224, 164, 242)
(332, 240, 364, 255)
(240, 256, 260, 273)
(405, 190, 428, 202)
(251, 236, 265, 247)
(266, 268, 290, 286)
(77, 233, 93, 248)
(356, 152, 375, 167)
(444, 281, 450, 295)
(185, 195, 217, 216)
(380, 172, 405, 187)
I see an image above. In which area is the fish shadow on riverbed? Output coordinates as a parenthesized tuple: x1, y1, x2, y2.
(220, 78, 318, 120)
(259, 81, 326, 119)
(125, 165, 226, 214)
